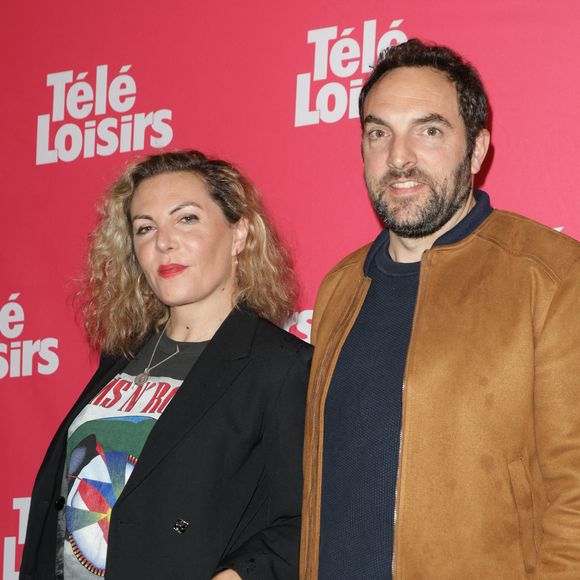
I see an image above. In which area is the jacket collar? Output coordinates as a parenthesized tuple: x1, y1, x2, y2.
(363, 189, 493, 274)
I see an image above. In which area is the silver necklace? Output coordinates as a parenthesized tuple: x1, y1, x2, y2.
(134, 323, 180, 386)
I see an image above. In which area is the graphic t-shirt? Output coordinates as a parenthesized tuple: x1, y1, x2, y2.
(56, 332, 207, 579)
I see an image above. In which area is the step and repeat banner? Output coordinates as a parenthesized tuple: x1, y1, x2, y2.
(2, 1, 580, 575)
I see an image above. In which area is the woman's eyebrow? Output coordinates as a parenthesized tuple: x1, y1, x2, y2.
(169, 201, 203, 215)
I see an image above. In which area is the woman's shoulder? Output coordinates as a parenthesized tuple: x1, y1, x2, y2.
(258, 316, 312, 344)
(252, 314, 312, 357)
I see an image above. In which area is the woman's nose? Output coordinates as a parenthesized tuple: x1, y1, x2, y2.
(155, 227, 177, 252)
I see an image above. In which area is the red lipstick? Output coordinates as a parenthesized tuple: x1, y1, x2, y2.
(158, 264, 187, 278)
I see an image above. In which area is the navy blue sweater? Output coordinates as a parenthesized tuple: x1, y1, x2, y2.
(319, 191, 492, 579)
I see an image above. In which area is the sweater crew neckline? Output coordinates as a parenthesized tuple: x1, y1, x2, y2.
(365, 189, 493, 277)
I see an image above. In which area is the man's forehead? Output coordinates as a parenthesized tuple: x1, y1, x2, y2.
(364, 66, 460, 118)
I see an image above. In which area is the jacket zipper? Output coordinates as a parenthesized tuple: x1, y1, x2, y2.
(391, 250, 430, 579)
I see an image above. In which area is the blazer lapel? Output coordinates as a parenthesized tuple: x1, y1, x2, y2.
(65, 356, 129, 425)
(32, 354, 128, 504)
(117, 306, 260, 502)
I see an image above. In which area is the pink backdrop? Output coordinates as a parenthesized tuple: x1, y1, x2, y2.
(2, 1, 580, 575)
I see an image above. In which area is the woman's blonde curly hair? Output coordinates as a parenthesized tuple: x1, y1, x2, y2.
(79, 150, 296, 356)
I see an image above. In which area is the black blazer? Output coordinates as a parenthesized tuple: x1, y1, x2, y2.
(20, 307, 312, 579)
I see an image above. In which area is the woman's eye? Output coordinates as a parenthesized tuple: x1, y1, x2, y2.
(180, 214, 199, 224)
(135, 225, 153, 236)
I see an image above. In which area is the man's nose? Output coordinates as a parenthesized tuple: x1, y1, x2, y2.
(387, 134, 417, 171)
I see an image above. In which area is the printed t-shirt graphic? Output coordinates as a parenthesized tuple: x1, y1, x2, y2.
(58, 334, 206, 578)
(65, 373, 180, 576)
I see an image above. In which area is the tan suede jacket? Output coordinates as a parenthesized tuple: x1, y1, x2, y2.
(300, 210, 580, 579)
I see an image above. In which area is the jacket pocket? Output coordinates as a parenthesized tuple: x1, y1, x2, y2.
(508, 457, 538, 574)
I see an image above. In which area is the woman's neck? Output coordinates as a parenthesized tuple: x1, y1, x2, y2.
(166, 299, 234, 342)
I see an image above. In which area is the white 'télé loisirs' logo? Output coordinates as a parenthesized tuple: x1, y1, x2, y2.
(0, 293, 59, 379)
(36, 64, 173, 165)
(295, 19, 408, 127)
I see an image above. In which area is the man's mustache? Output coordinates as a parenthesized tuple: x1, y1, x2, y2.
(377, 167, 435, 189)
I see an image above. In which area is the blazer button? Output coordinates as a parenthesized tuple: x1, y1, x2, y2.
(54, 496, 65, 511)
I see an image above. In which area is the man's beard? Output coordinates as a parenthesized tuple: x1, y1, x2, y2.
(365, 153, 472, 239)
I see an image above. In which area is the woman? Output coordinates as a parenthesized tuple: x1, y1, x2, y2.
(20, 150, 312, 580)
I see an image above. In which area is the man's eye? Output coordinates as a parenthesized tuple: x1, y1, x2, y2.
(425, 126, 441, 136)
(368, 129, 385, 140)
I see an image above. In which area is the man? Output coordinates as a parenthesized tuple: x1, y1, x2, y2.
(300, 39, 580, 579)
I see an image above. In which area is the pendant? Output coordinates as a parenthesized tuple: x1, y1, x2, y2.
(134, 371, 149, 386)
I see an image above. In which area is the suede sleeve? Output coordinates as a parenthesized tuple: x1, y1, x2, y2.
(534, 256, 580, 578)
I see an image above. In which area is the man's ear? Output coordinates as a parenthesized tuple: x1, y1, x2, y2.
(471, 129, 490, 174)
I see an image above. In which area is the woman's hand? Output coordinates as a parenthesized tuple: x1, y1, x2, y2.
(212, 570, 242, 580)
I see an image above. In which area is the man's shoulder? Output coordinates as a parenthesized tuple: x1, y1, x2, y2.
(477, 210, 580, 279)
(311, 243, 374, 345)
(322, 243, 372, 284)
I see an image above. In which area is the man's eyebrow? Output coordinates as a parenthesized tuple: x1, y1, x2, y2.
(364, 113, 454, 129)
(363, 114, 388, 127)
(414, 113, 453, 128)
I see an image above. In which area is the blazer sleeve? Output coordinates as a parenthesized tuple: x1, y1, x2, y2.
(534, 257, 580, 579)
(20, 352, 122, 578)
(216, 345, 311, 579)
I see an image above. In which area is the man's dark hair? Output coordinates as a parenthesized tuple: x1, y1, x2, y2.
(359, 39, 489, 156)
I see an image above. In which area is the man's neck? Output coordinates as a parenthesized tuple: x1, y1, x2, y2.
(388, 192, 476, 263)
